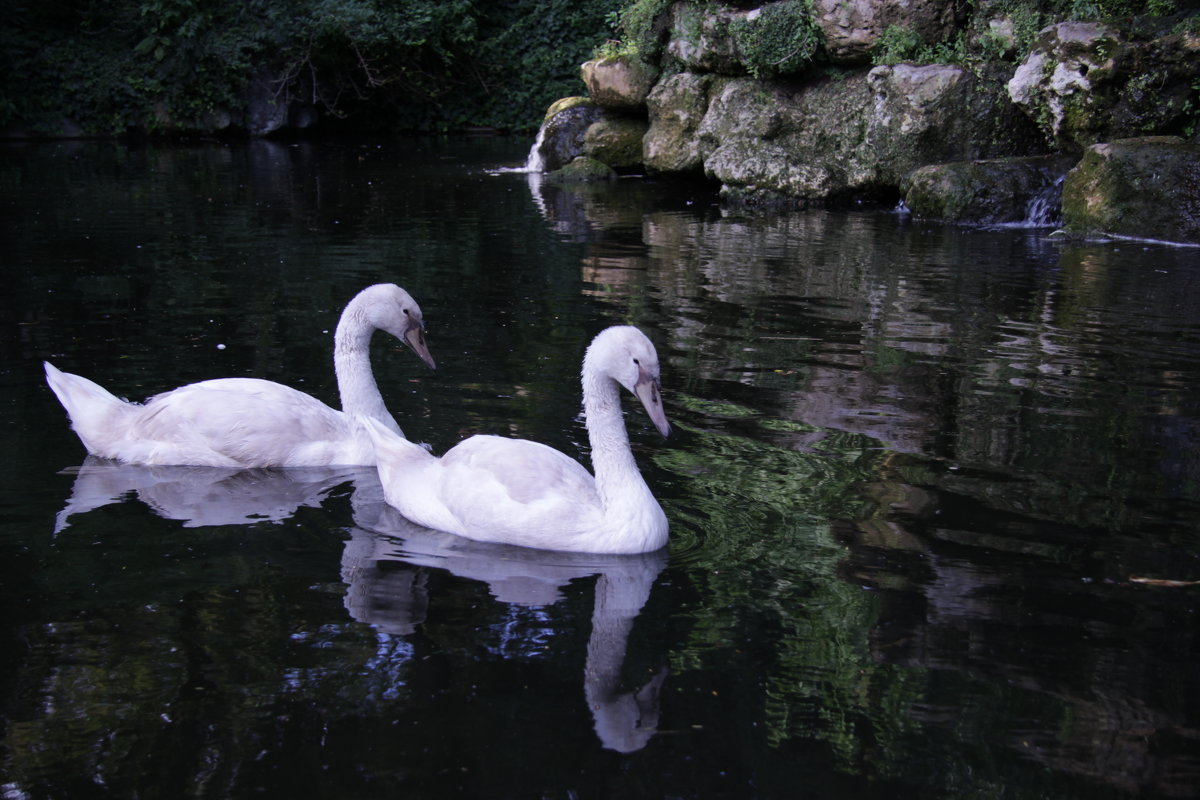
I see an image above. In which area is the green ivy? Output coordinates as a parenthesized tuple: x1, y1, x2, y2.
(872, 25, 926, 66)
(612, 0, 675, 62)
(729, 0, 821, 79)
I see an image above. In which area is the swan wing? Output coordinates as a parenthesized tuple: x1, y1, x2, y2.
(431, 435, 603, 548)
(133, 379, 362, 467)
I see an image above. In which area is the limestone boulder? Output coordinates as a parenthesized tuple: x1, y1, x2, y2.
(1008, 21, 1200, 153)
(581, 57, 660, 110)
(644, 72, 718, 173)
(867, 63, 1044, 185)
(583, 116, 649, 169)
(665, 1, 822, 79)
(245, 69, 290, 136)
(243, 68, 321, 136)
(1107, 29, 1200, 145)
(1061, 137, 1200, 244)
(1006, 22, 1125, 152)
(812, 0, 963, 65)
(697, 73, 875, 201)
(691, 62, 1041, 203)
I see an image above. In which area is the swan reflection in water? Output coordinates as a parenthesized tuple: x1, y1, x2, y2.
(52, 461, 669, 753)
(345, 473, 670, 753)
(53, 456, 366, 533)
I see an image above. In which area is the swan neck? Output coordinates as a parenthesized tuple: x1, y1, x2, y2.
(582, 368, 643, 504)
(334, 300, 390, 425)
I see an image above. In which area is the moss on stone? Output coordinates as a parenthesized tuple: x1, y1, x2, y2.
(1062, 136, 1200, 242)
(544, 96, 595, 124)
(546, 156, 619, 183)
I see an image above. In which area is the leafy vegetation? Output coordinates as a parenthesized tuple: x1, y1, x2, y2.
(3, 0, 1198, 135)
(602, 0, 675, 62)
(0, 0, 622, 134)
(729, 0, 821, 79)
(870, 0, 1200, 68)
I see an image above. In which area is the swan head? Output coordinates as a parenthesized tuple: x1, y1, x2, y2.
(357, 284, 436, 370)
(585, 326, 671, 438)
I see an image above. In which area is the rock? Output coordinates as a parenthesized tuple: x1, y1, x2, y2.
(534, 98, 603, 172)
(197, 109, 236, 132)
(644, 72, 718, 173)
(867, 63, 1044, 185)
(582, 117, 649, 170)
(581, 57, 659, 110)
(666, 1, 821, 78)
(698, 73, 875, 200)
(1006, 22, 1124, 152)
(812, 0, 963, 65)
(691, 63, 1041, 202)
(1061, 136, 1200, 244)
(902, 155, 1077, 224)
(542, 96, 595, 123)
(978, 16, 1018, 56)
(1107, 30, 1200, 145)
(546, 156, 619, 184)
(666, 2, 745, 75)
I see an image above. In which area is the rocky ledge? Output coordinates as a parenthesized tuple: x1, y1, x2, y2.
(532, 1, 1200, 244)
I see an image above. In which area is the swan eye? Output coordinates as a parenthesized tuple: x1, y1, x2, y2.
(633, 358, 641, 365)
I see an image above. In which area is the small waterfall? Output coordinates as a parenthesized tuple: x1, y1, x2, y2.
(1024, 175, 1065, 227)
(486, 123, 546, 175)
(523, 124, 546, 173)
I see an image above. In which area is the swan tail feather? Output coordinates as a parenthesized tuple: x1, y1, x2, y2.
(44, 361, 139, 455)
(361, 416, 434, 503)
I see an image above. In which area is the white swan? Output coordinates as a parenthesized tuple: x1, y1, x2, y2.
(45, 283, 435, 468)
(364, 325, 670, 554)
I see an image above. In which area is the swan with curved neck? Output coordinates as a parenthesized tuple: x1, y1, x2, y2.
(45, 283, 435, 467)
(364, 325, 670, 554)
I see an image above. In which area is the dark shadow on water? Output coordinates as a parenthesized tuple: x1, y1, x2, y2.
(837, 462, 1200, 799)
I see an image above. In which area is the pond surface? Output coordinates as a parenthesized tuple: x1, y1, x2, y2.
(1, 137, 1198, 799)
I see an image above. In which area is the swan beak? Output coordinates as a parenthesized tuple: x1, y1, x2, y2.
(404, 320, 436, 370)
(634, 370, 671, 438)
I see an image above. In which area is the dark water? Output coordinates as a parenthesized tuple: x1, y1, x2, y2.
(1, 137, 1198, 799)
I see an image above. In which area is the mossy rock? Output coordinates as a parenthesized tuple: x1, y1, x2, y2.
(546, 156, 618, 184)
(1061, 136, 1200, 243)
(581, 57, 659, 110)
(535, 99, 603, 172)
(583, 117, 648, 170)
(543, 96, 594, 124)
(644, 72, 717, 173)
